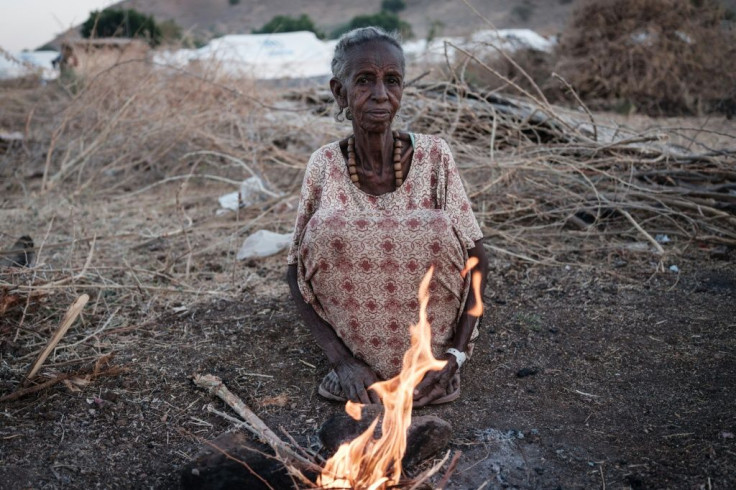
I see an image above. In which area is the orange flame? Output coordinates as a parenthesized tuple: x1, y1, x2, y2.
(318, 267, 446, 489)
(318, 258, 482, 488)
(461, 257, 484, 318)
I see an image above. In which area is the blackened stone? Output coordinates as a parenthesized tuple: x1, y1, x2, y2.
(319, 404, 383, 450)
(404, 415, 454, 467)
(319, 405, 453, 469)
(180, 431, 294, 490)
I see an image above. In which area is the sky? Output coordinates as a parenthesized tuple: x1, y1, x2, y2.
(0, 0, 117, 52)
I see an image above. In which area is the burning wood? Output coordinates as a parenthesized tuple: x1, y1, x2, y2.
(318, 266, 453, 489)
(193, 263, 479, 488)
(319, 407, 452, 470)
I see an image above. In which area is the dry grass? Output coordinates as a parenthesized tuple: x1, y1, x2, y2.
(400, 81, 736, 266)
(1, 54, 734, 406)
(0, 61, 338, 398)
(554, 0, 736, 115)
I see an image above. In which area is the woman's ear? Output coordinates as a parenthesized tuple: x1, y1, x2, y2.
(330, 78, 346, 108)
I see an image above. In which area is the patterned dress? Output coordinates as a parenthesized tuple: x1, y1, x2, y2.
(287, 134, 483, 379)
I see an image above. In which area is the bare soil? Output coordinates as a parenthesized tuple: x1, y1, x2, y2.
(2, 252, 734, 489)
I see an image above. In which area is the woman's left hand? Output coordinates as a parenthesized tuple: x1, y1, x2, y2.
(413, 355, 458, 407)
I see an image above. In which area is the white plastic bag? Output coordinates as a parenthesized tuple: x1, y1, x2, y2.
(218, 176, 281, 212)
(237, 230, 294, 260)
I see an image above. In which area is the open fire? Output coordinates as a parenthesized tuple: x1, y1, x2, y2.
(318, 259, 484, 489)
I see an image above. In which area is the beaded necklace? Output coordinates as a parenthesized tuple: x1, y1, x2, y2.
(347, 130, 403, 189)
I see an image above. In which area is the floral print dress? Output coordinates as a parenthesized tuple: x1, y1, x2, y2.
(288, 134, 483, 379)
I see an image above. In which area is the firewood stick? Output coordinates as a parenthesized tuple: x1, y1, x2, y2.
(2, 365, 123, 402)
(434, 450, 463, 490)
(23, 294, 89, 385)
(193, 374, 320, 473)
(206, 405, 320, 476)
(620, 209, 665, 254)
(406, 450, 452, 490)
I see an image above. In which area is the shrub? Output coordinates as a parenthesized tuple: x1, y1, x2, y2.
(332, 11, 413, 39)
(554, 0, 736, 115)
(253, 14, 325, 39)
(81, 8, 162, 46)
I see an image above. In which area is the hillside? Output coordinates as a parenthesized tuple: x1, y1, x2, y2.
(50, 0, 576, 46)
(47, 0, 736, 48)
(113, 0, 575, 38)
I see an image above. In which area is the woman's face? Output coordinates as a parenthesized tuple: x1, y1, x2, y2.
(333, 40, 404, 134)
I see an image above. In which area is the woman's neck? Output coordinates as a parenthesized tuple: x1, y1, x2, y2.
(353, 129, 393, 176)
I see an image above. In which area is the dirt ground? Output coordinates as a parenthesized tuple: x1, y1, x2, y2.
(1, 249, 734, 489)
(1, 66, 735, 489)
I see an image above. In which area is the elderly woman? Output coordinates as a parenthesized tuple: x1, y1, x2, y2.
(287, 27, 487, 407)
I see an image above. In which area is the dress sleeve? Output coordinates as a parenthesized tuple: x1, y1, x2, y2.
(287, 149, 325, 265)
(437, 138, 484, 248)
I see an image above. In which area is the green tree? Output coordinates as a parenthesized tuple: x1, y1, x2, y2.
(381, 0, 407, 14)
(81, 8, 162, 46)
(253, 14, 325, 39)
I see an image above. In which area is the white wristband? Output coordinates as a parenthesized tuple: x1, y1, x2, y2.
(446, 348, 467, 368)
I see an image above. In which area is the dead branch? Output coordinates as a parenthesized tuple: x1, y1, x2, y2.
(1, 363, 125, 403)
(406, 450, 452, 490)
(23, 294, 89, 384)
(434, 451, 463, 490)
(192, 373, 321, 474)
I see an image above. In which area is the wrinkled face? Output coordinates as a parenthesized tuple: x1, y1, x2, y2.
(332, 40, 404, 134)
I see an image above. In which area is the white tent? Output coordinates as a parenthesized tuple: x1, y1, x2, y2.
(192, 31, 333, 80)
(470, 29, 554, 53)
(152, 48, 198, 69)
(404, 29, 553, 65)
(403, 36, 466, 65)
(152, 28, 552, 80)
(0, 50, 59, 80)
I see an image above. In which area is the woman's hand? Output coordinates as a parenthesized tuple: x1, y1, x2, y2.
(335, 357, 381, 405)
(413, 355, 458, 407)
(288, 264, 380, 404)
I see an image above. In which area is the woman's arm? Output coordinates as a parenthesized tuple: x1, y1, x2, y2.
(287, 264, 380, 404)
(413, 239, 488, 406)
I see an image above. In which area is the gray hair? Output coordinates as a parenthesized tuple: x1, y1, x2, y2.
(331, 27, 405, 83)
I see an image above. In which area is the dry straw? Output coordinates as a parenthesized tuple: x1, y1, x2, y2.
(554, 0, 736, 115)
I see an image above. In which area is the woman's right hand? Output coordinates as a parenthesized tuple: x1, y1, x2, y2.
(335, 357, 381, 405)
(289, 264, 378, 403)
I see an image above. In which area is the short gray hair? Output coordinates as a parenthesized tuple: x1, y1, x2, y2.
(331, 27, 405, 82)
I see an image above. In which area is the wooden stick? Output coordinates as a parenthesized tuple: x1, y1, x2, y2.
(193, 374, 320, 473)
(406, 450, 452, 490)
(1, 365, 124, 402)
(435, 450, 463, 490)
(23, 294, 89, 385)
(620, 209, 665, 255)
